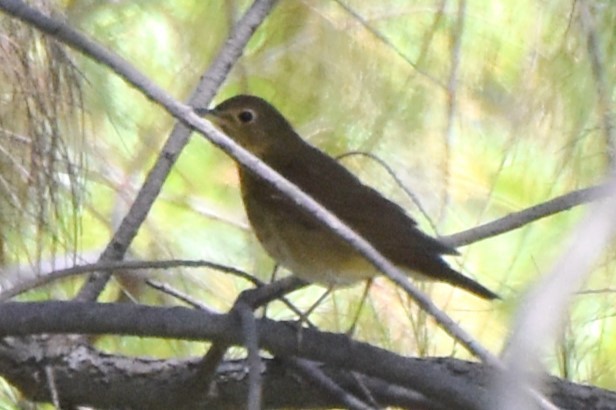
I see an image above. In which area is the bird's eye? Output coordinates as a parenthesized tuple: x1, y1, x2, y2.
(237, 110, 255, 123)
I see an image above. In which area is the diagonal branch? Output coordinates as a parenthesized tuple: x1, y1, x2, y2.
(0, 0, 498, 365)
(0, 0, 281, 302)
(442, 182, 614, 247)
(73, 0, 280, 302)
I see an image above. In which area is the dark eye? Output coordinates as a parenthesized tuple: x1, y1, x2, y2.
(237, 110, 255, 123)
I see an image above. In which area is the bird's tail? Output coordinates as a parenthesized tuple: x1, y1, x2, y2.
(440, 265, 500, 300)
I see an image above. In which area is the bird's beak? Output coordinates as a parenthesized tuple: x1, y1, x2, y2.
(195, 107, 215, 117)
(195, 107, 223, 127)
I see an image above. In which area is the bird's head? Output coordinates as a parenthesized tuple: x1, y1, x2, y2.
(199, 95, 301, 158)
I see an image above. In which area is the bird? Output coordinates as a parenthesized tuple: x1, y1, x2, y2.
(200, 95, 499, 300)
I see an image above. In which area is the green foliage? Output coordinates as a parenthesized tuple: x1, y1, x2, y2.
(2, 0, 616, 406)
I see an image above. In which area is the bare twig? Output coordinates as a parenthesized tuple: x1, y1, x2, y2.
(9, 0, 610, 381)
(74, 0, 280, 301)
(495, 178, 616, 409)
(336, 151, 439, 234)
(0, 257, 312, 330)
(439, 0, 466, 224)
(493, 5, 616, 409)
(0, 0, 278, 302)
(286, 358, 376, 410)
(145, 280, 217, 312)
(442, 183, 614, 247)
(191, 277, 306, 396)
(0, 259, 260, 301)
(332, 0, 442, 87)
(0, 0, 503, 365)
(578, 0, 616, 162)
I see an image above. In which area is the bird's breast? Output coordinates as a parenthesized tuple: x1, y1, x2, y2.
(238, 168, 377, 285)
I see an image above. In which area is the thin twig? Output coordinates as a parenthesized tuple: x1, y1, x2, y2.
(493, 6, 616, 409)
(73, 0, 279, 302)
(495, 179, 616, 410)
(191, 277, 306, 394)
(0, 0, 504, 365)
(145, 280, 217, 312)
(332, 0, 442, 87)
(336, 151, 439, 234)
(6, 0, 600, 377)
(0, 257, 313, 329)
(442, 183, 614, 247)
(578, 0, 616, 163)
(0, 259, 260, 301)
(439, 0, 466, 224)
(285, 358, 376, 410)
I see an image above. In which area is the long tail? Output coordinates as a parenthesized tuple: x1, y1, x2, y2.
(439, 265, 500, 300)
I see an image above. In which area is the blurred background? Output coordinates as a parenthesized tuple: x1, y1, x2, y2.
(1, 0, 614, 406)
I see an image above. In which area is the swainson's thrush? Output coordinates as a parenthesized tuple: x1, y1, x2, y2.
(201, 95, 498, 300)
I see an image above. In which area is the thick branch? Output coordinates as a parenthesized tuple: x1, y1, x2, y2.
(0, 301, 492, 409)
(0, 335, 612, 410)
(0, 0, 499, 364)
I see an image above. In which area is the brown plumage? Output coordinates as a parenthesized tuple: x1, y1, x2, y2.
(203, 95, 499, 300)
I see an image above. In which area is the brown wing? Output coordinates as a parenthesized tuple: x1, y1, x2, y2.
(264, 141, 458, 268)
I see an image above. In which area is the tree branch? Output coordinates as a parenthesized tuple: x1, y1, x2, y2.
(0, 301, 492, 409)
(442, 182, 614, 247)
(72, 0, 280, 301)
(0, 302, 498, 408)
(0, 0, 498, 365)
(0, 304, 613, 409)
(0, 259, 260, 301)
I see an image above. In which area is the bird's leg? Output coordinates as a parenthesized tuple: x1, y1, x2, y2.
(262, 263, 281, 319)
(291, 285, 333, 349)
(301, 285, 333, 321)
(347, 278, 373, 337)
